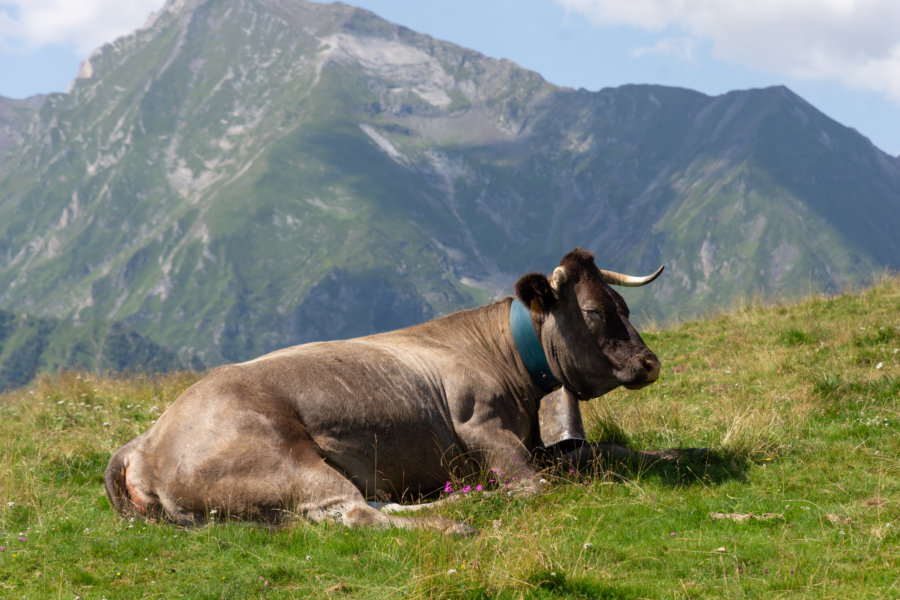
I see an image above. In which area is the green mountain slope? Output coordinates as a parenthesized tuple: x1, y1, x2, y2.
(0, 0, 897, 369)
(0, 309, 196, 392)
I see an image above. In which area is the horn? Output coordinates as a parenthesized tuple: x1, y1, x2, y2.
(598, 265, 664, 287)
(549, 267, 568, 298)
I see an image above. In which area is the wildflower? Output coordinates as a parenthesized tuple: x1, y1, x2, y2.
(475, 485, 483, 492)
(18, 536, 26, 542)
(6, 502, 13, 507)
(670, 532, 676, 536)
(0, 546, 5, 552)
(461, 485, 471, 494)
(583, 542, 594, 550)
(443, 482, 453, 494)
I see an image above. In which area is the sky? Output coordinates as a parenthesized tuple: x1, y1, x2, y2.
(1, 0, 899, 156)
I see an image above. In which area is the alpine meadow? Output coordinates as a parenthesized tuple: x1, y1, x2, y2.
(1, 276, 898, 598)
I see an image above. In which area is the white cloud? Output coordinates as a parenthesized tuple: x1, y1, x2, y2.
(630, 37, 696, 62)
(0, 0, 165, 55)
(554, 0, 900, 104)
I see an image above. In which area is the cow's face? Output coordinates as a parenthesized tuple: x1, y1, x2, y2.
(515, 249, 661, 400)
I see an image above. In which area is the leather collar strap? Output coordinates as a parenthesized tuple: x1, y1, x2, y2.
(510, 299, 561, 393)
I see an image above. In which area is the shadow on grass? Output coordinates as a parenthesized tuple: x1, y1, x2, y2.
(536, 440, 751, 487)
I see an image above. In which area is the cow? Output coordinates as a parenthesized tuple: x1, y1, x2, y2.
(105, 249, 667, 534)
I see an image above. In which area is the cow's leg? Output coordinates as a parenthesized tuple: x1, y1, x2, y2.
(295, 456, 475, 535)
(454, 424, 546, 496)
(267, 427, 473, 535)
(368, 494, 462, 514)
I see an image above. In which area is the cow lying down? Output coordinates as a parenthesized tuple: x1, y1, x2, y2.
(106, 249, 679, 534)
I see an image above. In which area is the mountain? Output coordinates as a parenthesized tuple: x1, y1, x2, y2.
(0, 308, 196, 392)
(0, 95, 42, 158)
(1, 0, 898, 372)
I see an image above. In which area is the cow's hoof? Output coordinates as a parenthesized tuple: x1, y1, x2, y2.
(445, 521, 478, 536)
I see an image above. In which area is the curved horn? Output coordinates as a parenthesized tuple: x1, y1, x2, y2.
(549, 266, 568, 298)
(599, 265, 664, 287)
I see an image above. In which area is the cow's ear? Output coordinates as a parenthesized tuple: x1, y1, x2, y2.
(515, 273, 556, 312)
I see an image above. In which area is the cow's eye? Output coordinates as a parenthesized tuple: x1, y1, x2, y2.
(582, 308, 602, 322)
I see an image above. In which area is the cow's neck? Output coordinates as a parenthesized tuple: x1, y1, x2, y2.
(509, 299, 561, 393)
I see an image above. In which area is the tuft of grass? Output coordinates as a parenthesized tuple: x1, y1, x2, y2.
(1, 276, 898, 598)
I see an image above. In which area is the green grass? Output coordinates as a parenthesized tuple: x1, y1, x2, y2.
(1, 276, 898, 598)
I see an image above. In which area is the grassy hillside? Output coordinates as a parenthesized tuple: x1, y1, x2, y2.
(0, 275, 897, 598)
(0, 310, 199, 393)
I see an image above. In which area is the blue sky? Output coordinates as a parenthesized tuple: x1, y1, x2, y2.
(2, 0, 899, 156)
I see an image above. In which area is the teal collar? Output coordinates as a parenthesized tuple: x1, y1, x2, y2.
(510, 299, 561, 393)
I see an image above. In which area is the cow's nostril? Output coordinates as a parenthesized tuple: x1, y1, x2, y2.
(643, 358, 660, 382)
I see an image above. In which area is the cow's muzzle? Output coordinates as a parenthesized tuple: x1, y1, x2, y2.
(622, 353, 661, 389)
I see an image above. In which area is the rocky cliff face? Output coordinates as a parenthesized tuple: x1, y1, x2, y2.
(0, 95, 43, 158)
(1, 0, 898, 367)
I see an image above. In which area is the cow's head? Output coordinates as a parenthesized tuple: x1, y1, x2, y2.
(515, 248, 662, 400)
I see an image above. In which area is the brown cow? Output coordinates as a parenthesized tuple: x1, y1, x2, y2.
(105, 249, 665, 534)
